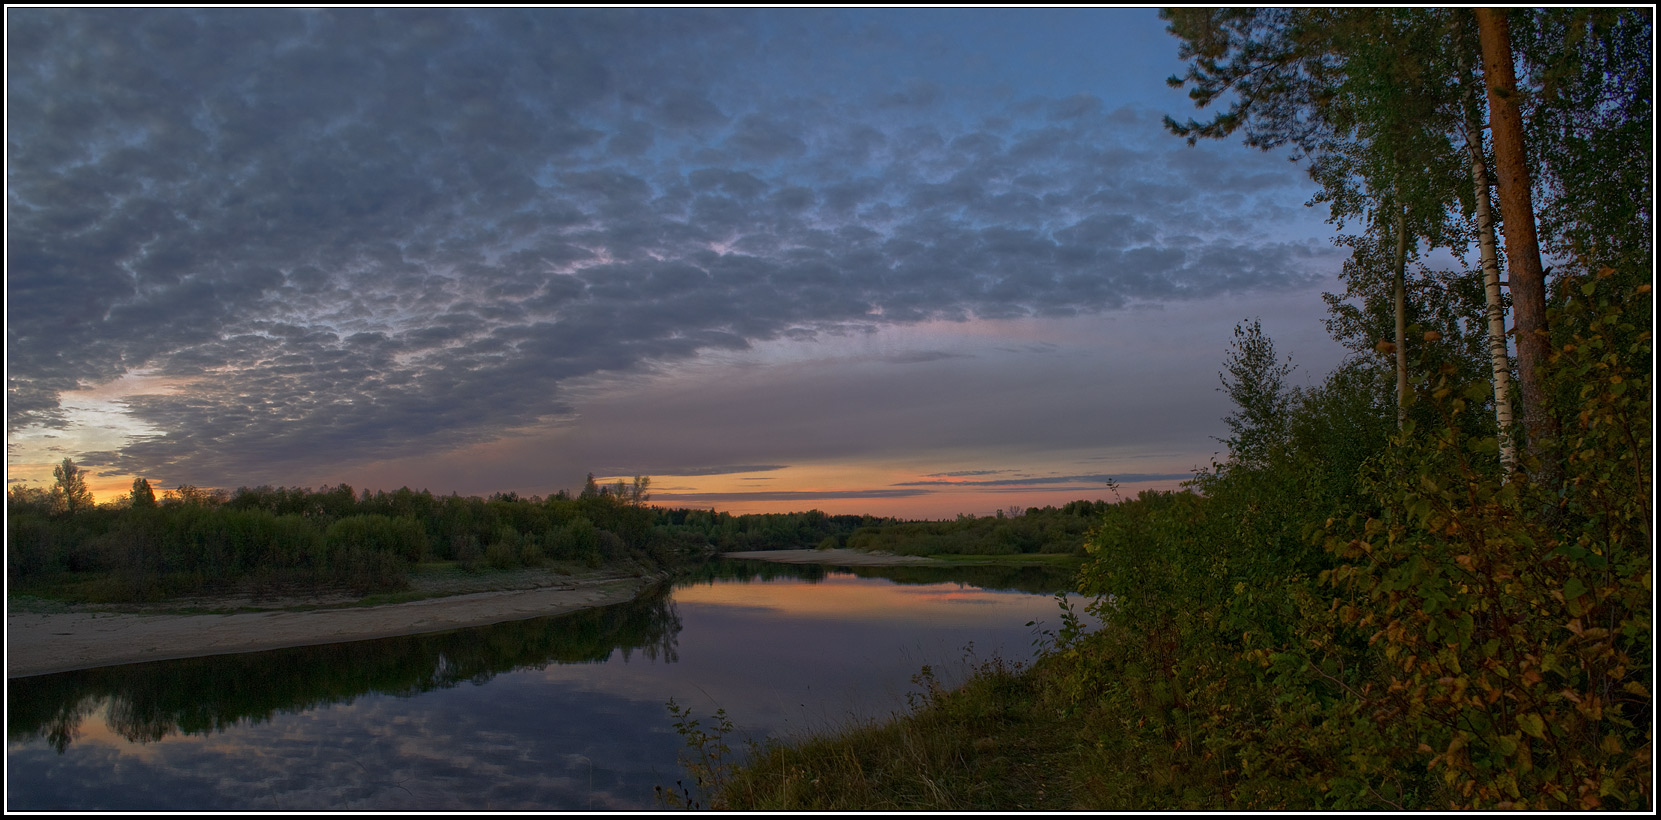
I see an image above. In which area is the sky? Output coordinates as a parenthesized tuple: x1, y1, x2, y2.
(6, 8, 1356, 518)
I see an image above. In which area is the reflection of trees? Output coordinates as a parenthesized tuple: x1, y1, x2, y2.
(679, 558, 1075, 595)
(673, 559, 829, 587)
(7, 584, 680, 751)
(20, 693, 102, 754)
(844, 564, 1077, 595)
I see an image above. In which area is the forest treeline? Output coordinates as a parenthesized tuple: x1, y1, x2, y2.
(10, 455, 1109, 603)
(6, 476, 917, 601)
(8, 471, 1099, 603)
(715, 7, 1651, 811)
(844, 501, 1106, 557)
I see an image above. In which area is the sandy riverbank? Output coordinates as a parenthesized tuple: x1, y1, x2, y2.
(5, 573, 654, 679)
(5, 552, 930, 677)
(721, 548, 941, 566)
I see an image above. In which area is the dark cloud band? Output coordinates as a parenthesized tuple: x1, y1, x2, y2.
(7, 9, 1333, 488)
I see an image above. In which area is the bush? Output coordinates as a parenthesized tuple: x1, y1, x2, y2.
(1321, 272, 1651, 809)
(1059, 274, 1651, 809)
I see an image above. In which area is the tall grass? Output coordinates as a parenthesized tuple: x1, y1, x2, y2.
(707, 655, 1078, 811)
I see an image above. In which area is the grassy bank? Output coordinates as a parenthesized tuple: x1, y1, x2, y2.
(691, 654, 1080, 811)
(703, 623, 1239, 812)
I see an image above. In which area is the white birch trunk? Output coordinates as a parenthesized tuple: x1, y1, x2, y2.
(1393, 204, 1410, 430)
(1464, 99, 1520, 474)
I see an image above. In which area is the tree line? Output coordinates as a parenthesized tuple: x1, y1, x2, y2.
(845, 501, 1107, 557)
(5, 469, 910, 601)
(8, 457, 1112, 603)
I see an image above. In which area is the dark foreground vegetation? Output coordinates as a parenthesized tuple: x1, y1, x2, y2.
(690, 250, 1652, 815)
(690, 8, 1653, 811)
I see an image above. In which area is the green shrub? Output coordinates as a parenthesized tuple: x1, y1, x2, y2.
(1322, 273, 1651, 809)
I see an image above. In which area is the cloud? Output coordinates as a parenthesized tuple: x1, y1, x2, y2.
(892, 473, 1193, 487)
(652, 489, 931, 503)
(623, 464, 788, 477)
(879, 351, 970, 365)
(6, 9, 1335, 488)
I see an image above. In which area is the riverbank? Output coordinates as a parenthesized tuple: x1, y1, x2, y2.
(715, 649, 1081, 810)
(5, 569, 657, 678)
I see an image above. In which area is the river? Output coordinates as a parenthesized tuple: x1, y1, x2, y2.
(6, 559, 1089, 810)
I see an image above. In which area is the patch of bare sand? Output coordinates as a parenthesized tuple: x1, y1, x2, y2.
(6, 572, 658, 679)
(722, 548, 941, 566)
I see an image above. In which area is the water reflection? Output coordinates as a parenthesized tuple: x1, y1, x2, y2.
(7, 561, 1088, 810)
(8, 583, 681, 752)
(680, 557, 1080, 594)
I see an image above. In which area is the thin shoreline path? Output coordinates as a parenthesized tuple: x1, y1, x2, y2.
(5, 574, 652, 679)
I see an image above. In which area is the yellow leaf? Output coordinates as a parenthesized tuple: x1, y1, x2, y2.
(1518, 713, 1546, 739)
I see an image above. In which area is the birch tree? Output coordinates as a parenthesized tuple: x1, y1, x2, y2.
(1162, 8, 1650, 475)
(1164, 8, 1467, 428)
(1474, 8, 1557, 466)
(1458, 44, 1519, 473)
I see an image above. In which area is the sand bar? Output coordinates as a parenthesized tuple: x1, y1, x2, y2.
(6, 574, 654, 679)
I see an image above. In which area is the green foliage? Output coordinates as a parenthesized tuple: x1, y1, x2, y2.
(719, 654, 1072, 811)
(6, 479, 710, 602)
(658, 700, 743, 811)
(1218, 319, 1295, 468)
(846, 505, 1102, 558)
(706, 509, 886, 553)
(1321, 272, 1651, 809)
(1163, 9, 1470, 228)
(1513, 8, 1653, 275)
(13, 474, 930, 603)
(323, 515, 420, 592)
(1054, 273, 1651, 810)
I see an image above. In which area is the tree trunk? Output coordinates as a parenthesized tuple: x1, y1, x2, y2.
(1392, 203, 1410, 430)
(1463, 68, 1519, 475)
(1476, 7, 1558, 470)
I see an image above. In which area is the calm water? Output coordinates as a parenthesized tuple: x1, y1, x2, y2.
(6, 560, 1088, 811)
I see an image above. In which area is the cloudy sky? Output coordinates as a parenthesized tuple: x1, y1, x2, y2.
(7, 8, 1352, 517)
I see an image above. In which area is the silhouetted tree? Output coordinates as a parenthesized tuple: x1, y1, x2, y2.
(130, 477, 157, 509)
(51, 458, 94, 515)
